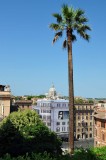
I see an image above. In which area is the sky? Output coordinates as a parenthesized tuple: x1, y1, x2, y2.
(0, 0, 106, 98)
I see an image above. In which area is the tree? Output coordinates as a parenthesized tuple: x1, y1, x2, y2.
(0, 110, 62, 157)
(49, 4, 91, 153)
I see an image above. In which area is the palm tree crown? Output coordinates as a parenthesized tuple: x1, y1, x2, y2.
(49, 4, 91, 46)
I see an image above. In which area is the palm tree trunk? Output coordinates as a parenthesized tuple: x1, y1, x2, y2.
(67, 28, 74, 154)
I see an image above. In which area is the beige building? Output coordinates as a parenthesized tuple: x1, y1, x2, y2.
(75, 103, 94, 140)
(11, 100, 33, 112)
(0, 84, 11, 120)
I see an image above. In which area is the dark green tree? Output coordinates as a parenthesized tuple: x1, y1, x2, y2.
(49, 4, 91, 153)
(0, 110, 62, 157)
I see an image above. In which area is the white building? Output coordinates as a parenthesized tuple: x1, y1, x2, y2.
(33, 99, 69, 137)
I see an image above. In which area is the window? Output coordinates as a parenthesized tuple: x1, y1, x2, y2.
(78, 123, 81, 126)
(90, 122, 92, 126)
(90, 112, 92, 115)
(47, 110, 51, 113)
(101, 122, 105, 128)
(101, 104, 104, 107)
(62, 122, 65, 125)
(47, 116, 51, 120)
(43, 115, 46, 120)
(89, 133, 92, 138)
(47, 122, 51, 126)
(62, 127, 65, 132)
(77, 129, 80, 132)
(57, 122, 60, 125)
(86, 122, 88, 126)
(86, 134, 88, 138)
(56, 127, 60, 132)
(77, 134, 80, 139)
(90, 116, 92, 120)
(86, 116, 88, 120)
(90, 128, 92, 131)
(86, 128, 88, 131)
(43, 110, 46, 113)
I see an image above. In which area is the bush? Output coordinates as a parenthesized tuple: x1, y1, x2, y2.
(0, 110, 62, 157)
(93, 146, 106, 160)
(0, 152, 70, 160)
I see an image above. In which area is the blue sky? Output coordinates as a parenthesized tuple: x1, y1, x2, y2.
(0, 0, 106, 98)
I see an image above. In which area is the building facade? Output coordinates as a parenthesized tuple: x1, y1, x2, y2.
(0, 84, 11, 120)
(75, 104, 94, 140)
(33, 99, 94, 140)
(33, 84, 94, 140)
(11, 100, 32, 112)
(94, 103, 106, 147)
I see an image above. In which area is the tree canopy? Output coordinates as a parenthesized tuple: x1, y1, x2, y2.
(0, 110, 62, 157)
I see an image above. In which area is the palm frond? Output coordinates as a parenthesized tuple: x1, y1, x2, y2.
(49, 23, 60, 31)
(62, 39, 67, 49)
(52, 31, 63, 44)
(52, 13, 62, 23)
(75, 9, 85, 18)
(77, 16, 88, 23)
(79, 25, 91, 32)
(62, 5, 74, 25)
(62, 4, 69, 18)
(55, 31, 62, 37)
(72, 34, 77, 42)
(78, 31, 90, 41)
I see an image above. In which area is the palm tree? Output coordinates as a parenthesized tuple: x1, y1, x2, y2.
(49, 4, 91, 153)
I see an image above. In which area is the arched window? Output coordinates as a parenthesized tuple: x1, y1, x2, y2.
(77, 134, 80, 139)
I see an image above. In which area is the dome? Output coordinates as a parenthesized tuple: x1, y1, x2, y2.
(49, 84, 56, 92)
(47, 83, 57, 98)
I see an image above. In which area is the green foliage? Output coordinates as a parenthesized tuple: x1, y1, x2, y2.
(93, 146, 106, 160)
(0, 153, 56, 160)
(0, 110, 62, 157)
(74, 98, 84, 104)
(0, 152, 71, 160)
(27, 95, 46, 100)
(71, 148, 97, 160)
(1, 147, 106, 160)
